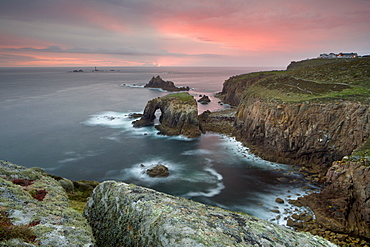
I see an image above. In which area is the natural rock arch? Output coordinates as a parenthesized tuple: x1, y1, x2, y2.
(133, 93, 201, 138)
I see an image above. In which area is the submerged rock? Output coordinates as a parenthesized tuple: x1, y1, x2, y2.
(146, 164, 170, 177)
(0, 160, 95, 246)
(84, 181, 336, 247)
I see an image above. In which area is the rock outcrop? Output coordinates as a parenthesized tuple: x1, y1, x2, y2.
(0, 161, 95, 246)
(299, 160, 370, 239)
(84, 180, 336, 247)
(146, 164, 170, 177)
(197, 95, 211, 104)
(145, 75, 190, 91)
(133, 93, 201, 138)
(234, 100, 370, 173)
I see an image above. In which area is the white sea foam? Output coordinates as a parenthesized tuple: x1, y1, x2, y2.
(82, 111, 133, 129)
(58, 150, 102, 164)
(181, 149, 214, 156)
(82, 111, 197, 141)
(120, 84, 145, 88)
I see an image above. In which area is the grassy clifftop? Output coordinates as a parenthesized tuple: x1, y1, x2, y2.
(229, 57, 370, 104)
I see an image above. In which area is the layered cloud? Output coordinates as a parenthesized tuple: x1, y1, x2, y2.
(1, 0, 369, 67)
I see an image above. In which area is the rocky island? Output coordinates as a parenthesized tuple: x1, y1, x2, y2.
(144, 75, 190, 91)
(133, 92, 201, 138)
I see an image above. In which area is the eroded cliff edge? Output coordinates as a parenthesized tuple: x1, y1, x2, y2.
(133, 92, 201, 138)
(214, 58, 370, 241)
(217, 58, 370, 174)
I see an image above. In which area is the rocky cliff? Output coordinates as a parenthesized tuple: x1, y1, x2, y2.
(133, 93, 201, 138)
(299, 159, 370, 239)
(217, 59, 370, 174)
(234, 99, 369, 173)
(0, 161, 95, 246)
(145, 75, 190, 91)
(83, 180, 336, 247)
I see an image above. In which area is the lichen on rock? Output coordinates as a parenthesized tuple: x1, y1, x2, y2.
(84, 180, 336, 247)
(0, 160, 95, 246)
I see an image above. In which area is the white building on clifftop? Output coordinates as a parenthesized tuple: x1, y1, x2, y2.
(319, 52, 358, 59)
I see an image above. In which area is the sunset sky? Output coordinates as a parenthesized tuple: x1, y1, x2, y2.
(1, 0, 369, 67)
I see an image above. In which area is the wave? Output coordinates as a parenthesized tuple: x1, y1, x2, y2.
(181, 149, 214, 156)
(82, 111, 197, 141)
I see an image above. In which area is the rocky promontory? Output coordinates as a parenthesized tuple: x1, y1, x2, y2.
(217, 58, 370, 175)
(213, 57, 370, 244)
(84, 180, 336, 247)
(133, 92, 201, 138)
(145, 75, 190, 91)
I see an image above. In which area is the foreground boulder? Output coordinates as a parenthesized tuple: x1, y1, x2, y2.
(0, 161, 95, 246)
(145, 75, 190, 91)
(133, 93, 201, 138)
(84, 181, 336, 247)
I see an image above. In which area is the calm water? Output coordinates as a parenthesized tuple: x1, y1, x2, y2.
(0, 66, 315, 224)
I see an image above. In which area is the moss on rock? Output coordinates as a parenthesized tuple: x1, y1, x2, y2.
(0, 160, 95, 246)
(84, 180, 336, 247)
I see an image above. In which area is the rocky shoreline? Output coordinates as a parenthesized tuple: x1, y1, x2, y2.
(199, 107, 369, 246)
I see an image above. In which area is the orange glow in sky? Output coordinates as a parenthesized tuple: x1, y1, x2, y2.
(0, 0, 369, 67)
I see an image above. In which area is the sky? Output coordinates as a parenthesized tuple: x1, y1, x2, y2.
(0, 0, 369, 67)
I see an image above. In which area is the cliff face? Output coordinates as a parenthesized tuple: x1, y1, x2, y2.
(133, 93, 201, 138)
(299, 160, 370, 239)
(218, 73, 269, 106)
(84, 180, 336, 247)
(234, 99, 370, 173)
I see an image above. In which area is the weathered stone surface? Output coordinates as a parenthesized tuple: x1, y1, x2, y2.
(300, 160, 370, 238)
(234, 100, 370, 173)
(133, 93, 201, 138)
(145, 75, 190, 91)
(146, 164, 170, 177)
(198, 108, 236, 135)
(0, 161, 95, 246)
(84, 181, 336, 247)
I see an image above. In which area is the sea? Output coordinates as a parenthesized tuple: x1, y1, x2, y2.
(0, 66, 317, 225)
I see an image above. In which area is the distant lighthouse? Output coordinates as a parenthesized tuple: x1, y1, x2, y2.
(94, 66, 98, 71)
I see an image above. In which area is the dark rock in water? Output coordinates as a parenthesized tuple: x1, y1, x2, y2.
(83, 181, 335, 247)
(146, 164, 170, 177)
(128, 113, 143, 119)
(73, 69, 84, 72)
(144, 75, 190, 92)
(198, 95, 211, 104)
(275, 197, 285, 204)
(133, 93, 201, 138)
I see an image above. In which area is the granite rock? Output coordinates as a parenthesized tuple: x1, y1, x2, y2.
(84, 180, 336, 247)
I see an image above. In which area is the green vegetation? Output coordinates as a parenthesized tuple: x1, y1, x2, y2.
(67, 180, 99, 213)
(231, 57, 370, 103)
(351, 137, 370, 166)
(163, 92, 194, 102)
